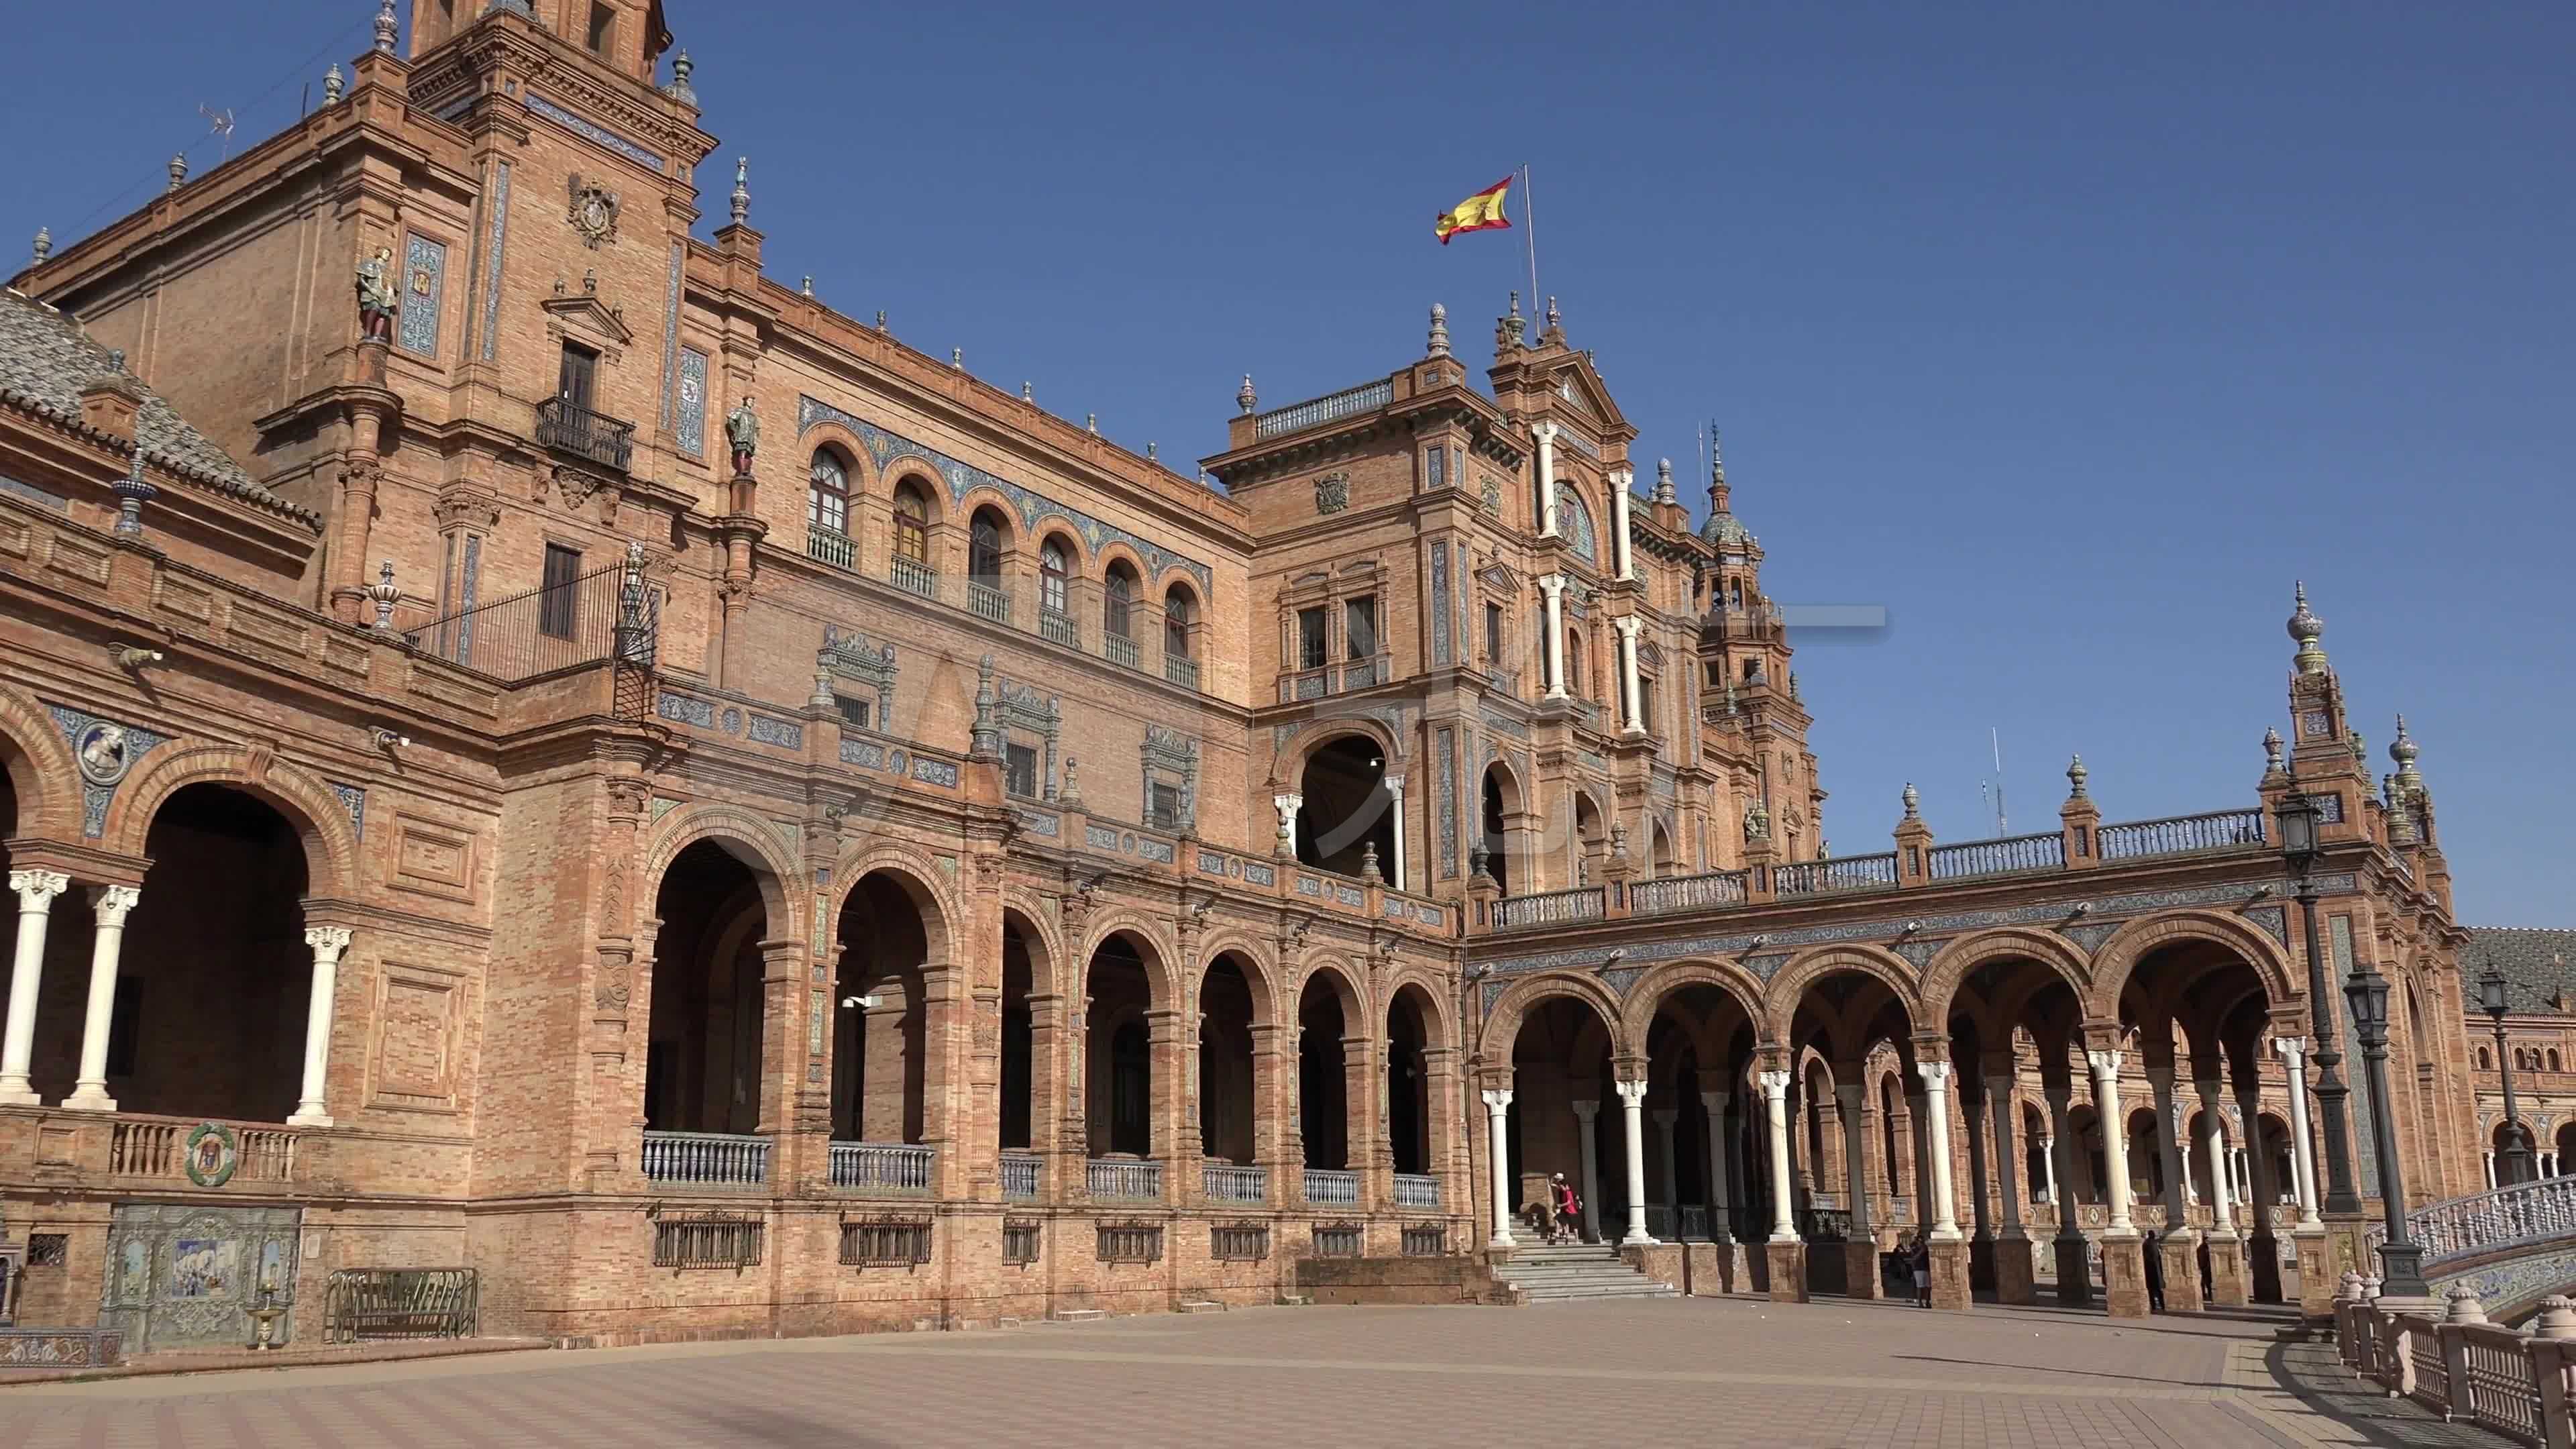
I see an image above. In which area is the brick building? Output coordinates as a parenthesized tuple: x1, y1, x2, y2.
(0, 0, 2504, 1346)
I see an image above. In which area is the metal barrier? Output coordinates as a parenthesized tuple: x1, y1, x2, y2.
(323, 1268, 478, 1343)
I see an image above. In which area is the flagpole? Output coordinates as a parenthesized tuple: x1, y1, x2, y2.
(1522, 164, 1540, 317)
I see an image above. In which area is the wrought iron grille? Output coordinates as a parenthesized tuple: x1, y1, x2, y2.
(652, 1214, 763, 1269)
(1095, 1224, 1163, 1264)
(1003, 1220, 1042, 1265)
(839, 1220, 933, 1268)
(1312, 1224, 1364, 1258)
(1210, 1225, 1270, 1262)
(323, 1267, 479, 1342)
(1400, 1226, 1446, 1256)
(535, 397, 637, 472)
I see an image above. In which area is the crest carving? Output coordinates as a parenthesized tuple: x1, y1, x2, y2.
(1313, 472, 1350, 515)
(567, 174, 621, 248)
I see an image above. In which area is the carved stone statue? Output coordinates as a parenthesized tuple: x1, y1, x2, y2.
(724, 394, 760, 476)
(355, 246, 398, 341)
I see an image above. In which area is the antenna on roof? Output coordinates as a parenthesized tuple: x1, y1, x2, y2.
(1990, 727, 2008, 838)
(199, 105, 236, 162)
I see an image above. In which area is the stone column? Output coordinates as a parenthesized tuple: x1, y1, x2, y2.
(288, 926, 355, 1127)
(1701, 1089, 1735, 1244)
(1483, 1087, 1516, 1249)
(1653, 1106, 1680, 1218)
(1617, 1079, 1654, 1245)
(1611, 466, 1635, 580)
(1837, 1081, 1882, 1298)
(1986, 1075, 2036, 1305)
(2198, 1075, 2250, 1305)
(1907, 1089, 1933, 1228)
(2088, 1049, 2150, 1319)
(62, 885, 142, 1112)
(1533, 423, 1559, 536)
(1539, 574, 1567, 699)
(2146, 1063, 2204, 1312)
(2045, 1084, 2090, 1307)
(1962, 1079, 1996, 1294)
(0, 871, 70, 1105)
(1384, 775, 1407, 893)
(1759, 1068, 1807, 1301)
(1272, 792, 1301, 859)
(2275, 1038, 2322, 1227)
(1919, 1062, 1970, 1309)
(1571, 1099, 1603, 1242)
(1613, 616, 1644, 733)
(2485, 1151, 2497, 1191)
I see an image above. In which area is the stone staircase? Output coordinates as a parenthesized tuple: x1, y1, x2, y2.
(1495, 1242, 1678, 1302)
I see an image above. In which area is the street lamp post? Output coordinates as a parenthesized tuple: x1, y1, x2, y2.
(2344, 957, 2430, 1298)
(2279, 793, 2363, 1216)
(2481, 960, 2537, 1188)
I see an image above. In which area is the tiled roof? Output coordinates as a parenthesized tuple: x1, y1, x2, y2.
(0, 288, 318, 531)
(2470, 927, 2576, 1016)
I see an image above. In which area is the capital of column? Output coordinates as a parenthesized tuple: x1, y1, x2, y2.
(9, 869, 70, 908)
(1383, 775, 1405, 800)
(1699, 1090, 1730, 1113)
(2145, 1063, 2176, 1088)
(1917, 1060, 1953, 1091)
(1758, 1069, 1792, 1101)
(1613, 614, 1640, 640)
(1613, 1079, 1649, 1106)
(1481, 1087, 1513, 1114)
(2273, 1036, 2310, 1067)
(305, 924, 354, 962)
(2085, 1049, 2124, 1078)
(1982, 1075, 2015, 1102)
(1531, 421, 1558, 445)
(87, 883, 140, 927)
(1570, 1097, 1599, 1122)
(1538, 573, 1566, 600)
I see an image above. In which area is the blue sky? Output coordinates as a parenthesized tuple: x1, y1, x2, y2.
(5, 2, 2568, 924)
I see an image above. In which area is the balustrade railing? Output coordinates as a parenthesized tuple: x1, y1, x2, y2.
(890, 555, 938, 599)
(1039, 608, 1079, 649)
(1928, 831, 2067, 880)
(535, 396, 636, 472)
(1104, 633, 1140, 669)
(109, 1116, 300, 1183)
(806, 526, 855, 570)
(1774, 852, 1898, 897)
(1629, 869, 1748, 916)
(1304, 1168, 1360, 1206)
(1203, 1163, 1268, 1203)
(968, 580, 1012, 625)
(1165, 654, 1200, 690)
(1492, 885, 1605, 930)
(2459, 1323, 2543, 1441)
(1254, 378, 1393, 439)
(1000, 1151, 1040, 1201)
(827, 1140, 934, 1195)
(641, 1130, 770, 1187)
(1087, 1157, 1163, 1201)
(2406, 1313, 2450, 1416)
(2097, 808, 2267, 861)
(1392, 1173, 1440, 1209)
(2400, 1177, 2576, 1266)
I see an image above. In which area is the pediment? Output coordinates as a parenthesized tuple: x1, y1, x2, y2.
(539, 286, 636, 350)
(1546, 354, 1629, 436)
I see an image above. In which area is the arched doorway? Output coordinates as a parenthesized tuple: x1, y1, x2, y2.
(645, 840, 772, 1139)
(1638, 978, 1759, 1243)
(1572, 792, 1605, 885)
(834, 871, 936, 1148)
(1296, 736, 1394, 881)
(1085, 933, 1159, 1161)
(1297, 971, 1355, 1172)
(1199, 953, 1258, 1165)
(1479, 764, 1515, 896)
(1506, 992, 1617, 1243)
(1387, 985, 1437, 1177)
(1001, 911, 1043, 1155)
(1781, 961, 1920, 1296)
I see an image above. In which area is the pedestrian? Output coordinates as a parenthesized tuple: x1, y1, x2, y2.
(1910, 1234, 1932, 1307)
(1553, 1173, 1582, 1244)
(2142, 1229, 2167, 1312)
(1531, 1176, 1560, 1243)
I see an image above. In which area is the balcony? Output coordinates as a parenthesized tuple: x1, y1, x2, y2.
(826, 1140, 934, 1195)
(1392, 1173, 1440, 1209)
(1303, 1167, 1360, 1206)
(2098, 808, 2266, 860)
(1629, 869, 1748, 917)
(968, 580, 1012, 626)
(1774, 852, 1899, 898)
(1087, 1157, 1163, 1201)
(1001, 1151, 1041, 1201)
(1039, 607, 1079, 649)
(640, 1129, 769, 1188)
(1491, 885, 1605, 930)
(110, 1115, 300, 1184)
(1203, 1163, 1268, 1203)
(806, 526, 855, 570)
(535, 397, 636, 472)
(1254, 378, 1393, 439)
(891, 555, 937, 599)
(1275, 653, 1393, 704)
(1104, 632, 1140, 669)
(1928, 830, 2066, 881)
(1165, 653, 1200, 691)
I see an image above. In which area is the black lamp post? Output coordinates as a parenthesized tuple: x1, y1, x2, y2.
(2344, 957, 2430, 1297)
(2279, 793, 2362, 1216)
(2481, 960, 2536, 1188)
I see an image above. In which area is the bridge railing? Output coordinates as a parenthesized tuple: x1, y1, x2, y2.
(2339, 1280, 2575, 1445)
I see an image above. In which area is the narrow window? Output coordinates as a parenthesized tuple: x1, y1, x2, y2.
(557, 341, 598, 411)
(836, 696, 871, 731)
(1344, 596, 1378, 660)
(808, 451, 849, 537)
(1104, 568, 1134, 639)
(1165, 591, 1194, 660)
(539, 543, 582, 639)
(1149, 782, 1184, 831)
(1297, 606, 1328, 669)
(892, 486, 930, 565)
(1638, 676, 1657, 739)
(1040, 539, 1070, 615)
(1484, 602, 1504, 662)
(969, 510, 1005, 583)
(1004, 743, 1039, 798)
(586, 1, 616, 56)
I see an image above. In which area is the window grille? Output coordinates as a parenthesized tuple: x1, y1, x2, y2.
(26, 1234, 66, 1268)
(1401, 1226, 1446, 1257)
(1312, 1224, 1363, 1258)
(1097, 1223, 1163, 1264)
(839, 1220, 933, 1268)
(652, 1214, 763, 1269)
(1210, 1225, 1270, 1262)
(1003, 1221, 1042, 1265)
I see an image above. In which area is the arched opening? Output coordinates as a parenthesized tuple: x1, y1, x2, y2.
(808, 447, 851, 544)
(1165, 584, 1197, 663)
(1637, 982, 1758, 1242)
(834, 871, 932, 1146)
(1297, 972, 1352, 1171)
(1572, 792, 1605, 885)
(1507, 993, 1615, 1242)
(1085, 934, 1157, 1159)
(2479, 1045, 2493, 1070)
(1650, 820, 1675, 879)
(2556, 1122, 2576, 1177)
(1038, 535, 1074, 624)
(967, 504, 1009, 588)
(1295, 735, 1394, 879)
(645, 839, 772, 1136)
(1479, 765, 1513, 896)
(1103, 562, 1138, 645)
(1387, 985, 1436, 1177)
(1199, 954, 1258, 1165)
(1000, 912, 1040, 1152)
(891, 479, 932, 584)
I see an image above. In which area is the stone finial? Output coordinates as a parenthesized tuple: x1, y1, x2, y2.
(728, 156, 749, 226)
(663, 50, 697, 105)
(1542, 294, 1562, 341)
(1061, 755, 1082, 808)
(1655, 458, 1675, 504)
(1359, 839, 1383, 884)
(167, 154, 188, 194)
(810, 662, 834, 711)
(374, 0, 398, 54)
(1743, 797, 1771, 842)
(2532, 1295, 2576, 1340)
(1086, 413, 1097, 434)
(368, 559, 402, 633)
(1469, 843, 1492, 882)
(2288, 582, 2328, 675)
(111, 449, 155, 537)
(2262, 726, 2285, 775)
(1020, 380, 1033, 402)
(2390, 714, 2422, 790)
(1788, 672, 1801, 703)
(1497, 289, 1525, 350)
(1901, 782, 1920, 821)
(800, 275, 814, 298)
(103, 349, 124, 374)
(1237, 374, 1256, 415)
(874, 310, 888, 332)
(31, 227, 50, 265)
(2066, 754, 2089, 800)
(1427, 303, 1450, 358)
(2337, 1269, 2363, 1302)
(1146, 442, 1159, 461)
(2445, 1282, 2489, 1324)
(2347, 729, 2368, 777)
(969, 653, 1000, 759)
(951, 347, 963, 369)
(323, 63, 345, 106)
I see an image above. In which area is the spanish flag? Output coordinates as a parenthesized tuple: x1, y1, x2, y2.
(1435, 176, 1514, 245)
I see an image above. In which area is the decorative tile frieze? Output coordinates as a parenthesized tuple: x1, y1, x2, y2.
(1019, 809, 1061, 838)
(1086, 824, 1120, 851)
(841, 739, 885, 769)
(521, 93, 664, 171)
(398, 233, 446, 357)
(1134, 837, 1174, 865)
(1242, 862, 1276, 887)
(655, 692, 714, 729)
(478, 162, 512, 361)
(910, 756, 959, 789)
(747, 714, 803, 750)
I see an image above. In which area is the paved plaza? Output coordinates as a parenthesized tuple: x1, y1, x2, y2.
(0, 1300, 2498, 1448)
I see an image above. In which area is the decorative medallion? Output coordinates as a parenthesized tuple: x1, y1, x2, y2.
(74, 721, 136, 787)
(2300, 710, 2332, 739)
(566, 173, 622, 248)
(182, 1122, 240, 1188)
(1313, 472, 1350, 515)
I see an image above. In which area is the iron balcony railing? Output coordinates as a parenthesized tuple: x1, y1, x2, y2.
(1493, 885, 1605, 930)
(1304, 1168, 1360, 1206)
(411, 555, 658, 684)
(1086, 1157, 1163, 1201)
(968, 580, 1011, 625)
(1392, 1173, 1440, 1209)
(1928, 830, 2068, 880)
(826, 1141, 934, 1195)
(1203, 1163, 1268, 1203)
(640, 1130, 769, 1187)
(890, 555, 937, 599)
(1629, 869, 1749, 916)
(535, 396, 636, 472)
(1774, 852, 1898, 897)
(2097, 808, 2267, 860)
(1254, 378, 1393, 439)
(1001, 1151, 1041, 1201)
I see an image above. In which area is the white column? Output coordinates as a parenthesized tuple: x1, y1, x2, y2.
(2147, 1067, 2193, 1233)
(1538, 574, 1567, 698)
(1483, 1088, 1516, 1249)
(1986, 1077, 2025, 1238)
(2485, 1152, 2498, 1191)
(1919, 1062, 1962, 1240)
(1383, 775, 1406, 892)
(0, 870, 70, 1106)
(1611, 466, 1635, 580)
(1272, 792, 1301, 858)
(1836, 1082, 1874, 1236)
(1571, 1099, 1603, 1242)
(1760, 1069, 1798, 1242)
(2086, 1051, 2136, 1232)
(288, 926, 354, 1128)
(2040, 1134, 2061, 1205)
(2274, 1038, 2322, 1227)
(1533, 423, 1559, 536)
(1613, 616, 1643, 733)
(1617, 1079, 1654, 1245)
(1701, 1090, 1734, 1240)
(2194, 1077, 2237, 1240)
(62, 885, 142, 1112)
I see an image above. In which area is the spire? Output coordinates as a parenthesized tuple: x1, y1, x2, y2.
(2288, 582, 2328, 675)
(1655, 458, 1675, 505)
(728, 156, 750, 227)
(1236, 374, 1256, 415)
(1495, 290, 1525, 351)
(1699, 425, 1750, 549)
(2065, 754, 2089, 800)
(2390, 714, 2424, 794)
(1900, 782, 1920, 822)
(1540, 293, 1564, 345)
(322, 63, 345, 106)
(663, 50, 697, 105)
(2261, 726, 2286, 780)
(167, 154, 187, 194)
(30, 227, 49, 266)
(1426, 303, 1450, 359)
(374, 0, 398, 54)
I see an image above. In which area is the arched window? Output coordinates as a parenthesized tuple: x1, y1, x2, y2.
(1104, 565, 1136, 640)
(2553, 1051, 2564, 1073)
(1039, 538, 1071, 616)
(1558, 484, 1597, 564)
(1165, 588, 1195, 660)
(2479, 1046, 2492, 1070)
(969, 507, 1006, 584)
(808, 450, 849, 536)
(892, 483, 930, 566)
